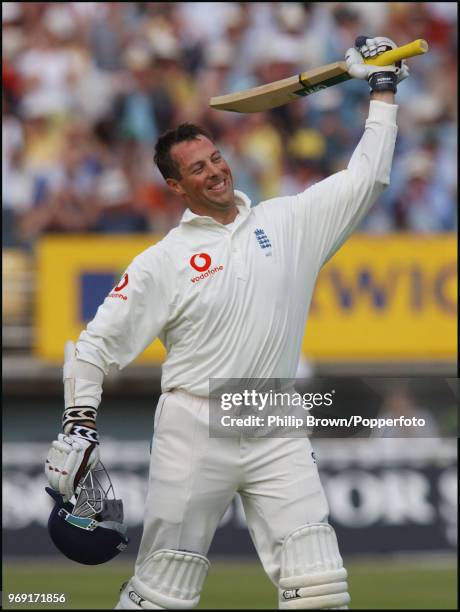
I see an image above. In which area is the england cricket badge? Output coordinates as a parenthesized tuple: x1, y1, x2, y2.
(254, 228, 272, 256)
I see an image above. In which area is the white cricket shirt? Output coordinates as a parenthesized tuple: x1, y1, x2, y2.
(76, 100, 398, 399)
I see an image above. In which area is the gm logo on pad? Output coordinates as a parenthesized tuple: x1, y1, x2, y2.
(282, 589, 301, 600)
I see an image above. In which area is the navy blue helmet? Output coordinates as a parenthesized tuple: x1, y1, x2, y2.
(46, 461, 129, 565)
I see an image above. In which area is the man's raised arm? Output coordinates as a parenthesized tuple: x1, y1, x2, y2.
(291, 36, 408, 270)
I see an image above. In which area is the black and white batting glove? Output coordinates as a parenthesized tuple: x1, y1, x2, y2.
(45, 422, 100, 503)
(345, 35, 410, 93)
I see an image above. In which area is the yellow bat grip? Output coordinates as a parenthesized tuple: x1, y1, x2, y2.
(364, 39, 429, 66)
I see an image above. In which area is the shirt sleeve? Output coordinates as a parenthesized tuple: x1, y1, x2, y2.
(75, 244, 174, 373)
(292, 99, 398, 270)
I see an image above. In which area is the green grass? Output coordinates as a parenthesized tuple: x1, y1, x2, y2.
(3, 558, 457, 609)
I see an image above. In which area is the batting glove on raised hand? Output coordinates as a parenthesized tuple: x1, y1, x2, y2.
(345, 36, 409, 92)
(45, 424, 100, 502)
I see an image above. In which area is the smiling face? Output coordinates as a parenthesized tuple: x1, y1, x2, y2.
(166, 136, 236, 223)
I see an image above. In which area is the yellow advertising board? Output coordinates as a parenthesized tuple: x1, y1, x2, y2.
(303, 234, 456, 360)
(36, 234, 457, 363)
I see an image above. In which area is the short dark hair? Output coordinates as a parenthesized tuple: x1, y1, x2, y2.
(154, 123, 214, 181)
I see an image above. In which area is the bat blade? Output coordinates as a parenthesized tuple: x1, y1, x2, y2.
(210, 38, 429, 113)
(210, 62, 349, 113)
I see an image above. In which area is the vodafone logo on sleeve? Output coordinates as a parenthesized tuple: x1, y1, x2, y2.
(114, 273, 129, 291)
(109, 273, 129, 300)
(189, 253, 224, 283)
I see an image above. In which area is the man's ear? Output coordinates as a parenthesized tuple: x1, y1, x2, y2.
(166, 178, 185, 197)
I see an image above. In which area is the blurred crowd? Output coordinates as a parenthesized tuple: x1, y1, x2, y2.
(3, 2, 458, 249)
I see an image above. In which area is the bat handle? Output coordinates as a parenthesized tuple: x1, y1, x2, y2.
(364, 39, 429, 66)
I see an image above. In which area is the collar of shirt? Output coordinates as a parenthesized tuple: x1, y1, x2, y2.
(179, 189, 252, 231)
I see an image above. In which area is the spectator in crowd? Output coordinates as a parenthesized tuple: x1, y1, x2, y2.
(17, 120, 103, 241)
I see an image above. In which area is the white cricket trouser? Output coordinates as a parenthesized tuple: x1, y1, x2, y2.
(135, 389, 329, 586)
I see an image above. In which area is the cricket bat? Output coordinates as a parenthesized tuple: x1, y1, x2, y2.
(209, 39, 428, 113)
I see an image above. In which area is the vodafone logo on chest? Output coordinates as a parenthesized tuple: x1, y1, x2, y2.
(190, 253, 211, 272)
(189, 253, 224, 283)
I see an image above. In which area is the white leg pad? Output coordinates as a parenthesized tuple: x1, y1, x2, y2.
(279, 523, 350, 610)
(115, 549, 210, 609)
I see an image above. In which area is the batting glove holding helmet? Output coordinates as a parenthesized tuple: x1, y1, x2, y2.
(46, 461, 128, 565)
(45, 425, 100, 503)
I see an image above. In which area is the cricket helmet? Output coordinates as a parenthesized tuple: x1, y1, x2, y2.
(46, 461, 129, 565)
